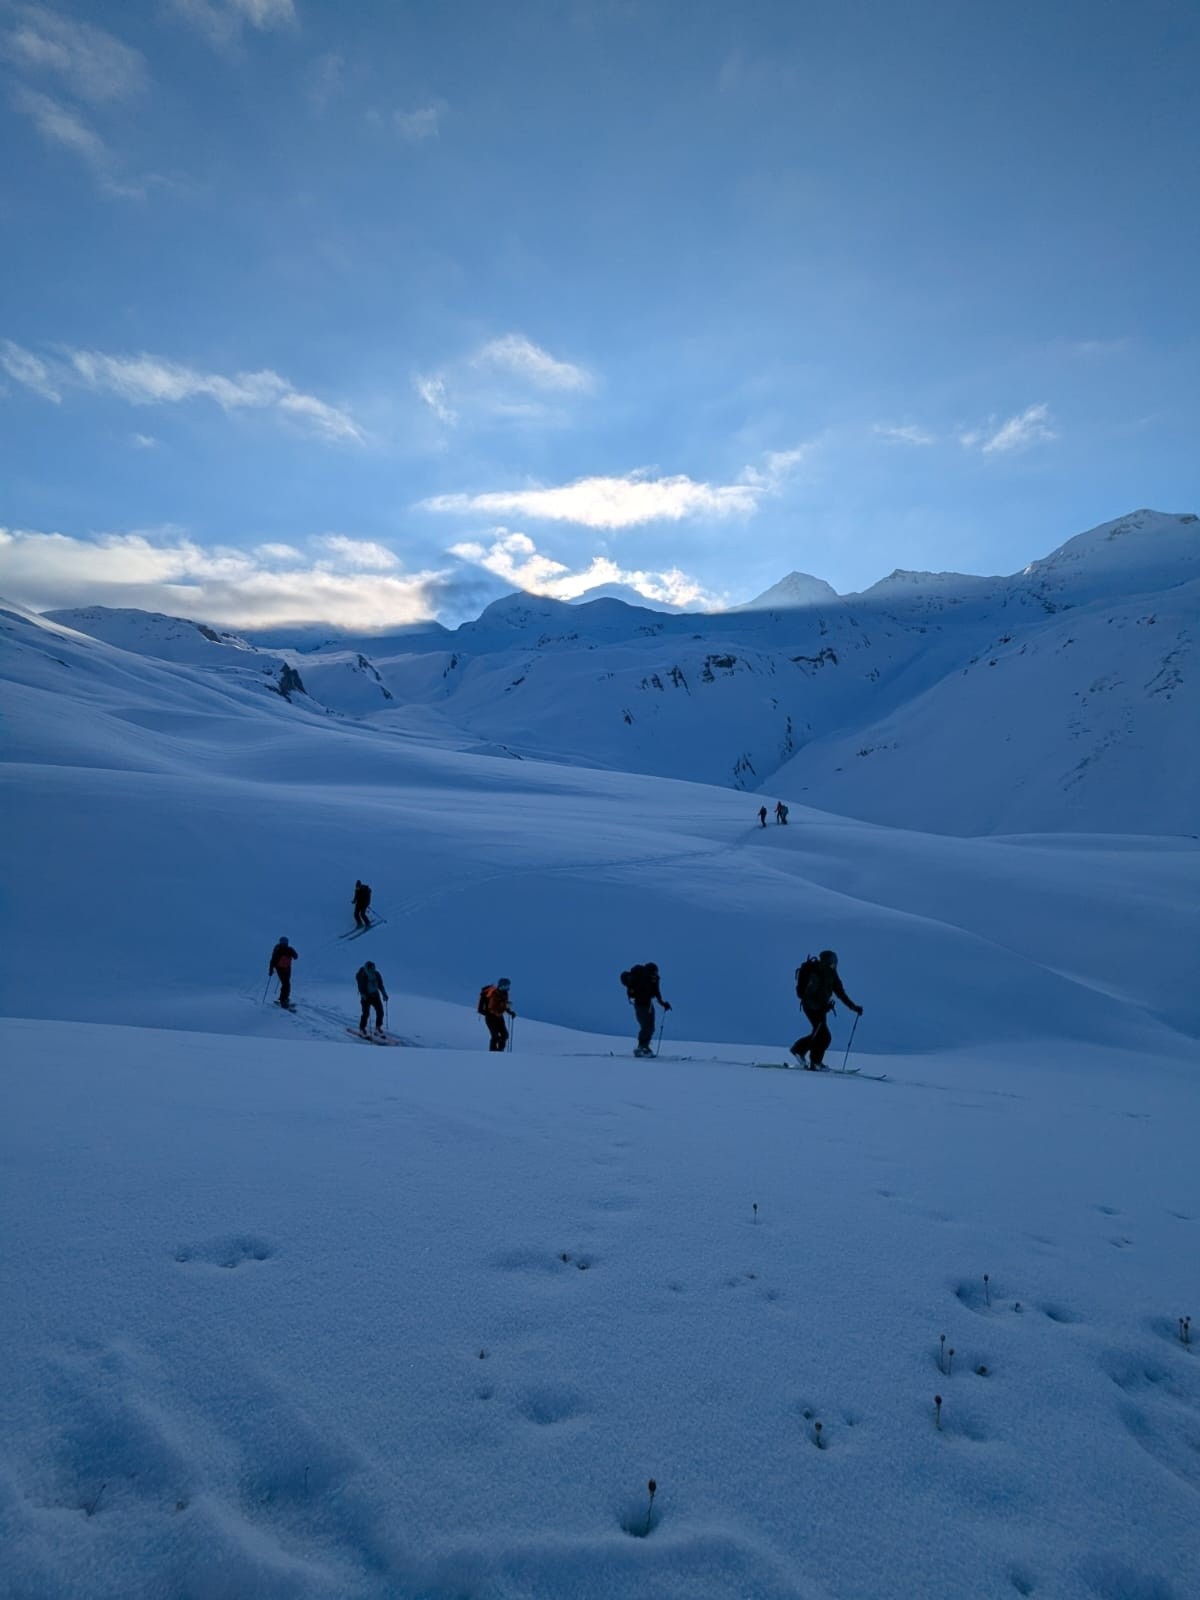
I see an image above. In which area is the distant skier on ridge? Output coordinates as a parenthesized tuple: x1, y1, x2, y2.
(352, 879, 372, 930)
(477, 978, 516, 1052)
(790, 950, 863, 1069)
(758, 805, 768, 828)
(621, 962, 672, 1058)
(269, 936, 298, 1009)
(774, 801, 789, 825)
(356, 960, 389, 1036)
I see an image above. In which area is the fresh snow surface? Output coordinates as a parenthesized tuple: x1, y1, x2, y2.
(1, 588, 1198, 1600)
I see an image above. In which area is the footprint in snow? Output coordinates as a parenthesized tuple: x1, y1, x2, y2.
(174, 1236, 274, 1269)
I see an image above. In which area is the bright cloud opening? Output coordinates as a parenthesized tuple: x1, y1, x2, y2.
(448, 529, 721, 608)
(425, 472, 761, 531)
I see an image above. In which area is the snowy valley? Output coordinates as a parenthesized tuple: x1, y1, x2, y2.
(1, 508, 1198, 1600)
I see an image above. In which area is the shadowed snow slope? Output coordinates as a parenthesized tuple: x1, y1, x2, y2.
(1, 584, 1198, 1600)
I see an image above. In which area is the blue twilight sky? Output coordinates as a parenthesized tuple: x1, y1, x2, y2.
(0, 0, 1197, 628)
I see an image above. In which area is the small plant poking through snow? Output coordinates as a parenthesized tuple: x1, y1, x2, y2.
(984, 1273, 991, 1307)
(948, 1347, 955, 1376)
(934, 1395, 943, 1431)
(939, 1333, 946, 1372)
(1180, 1316, 1192, 1347)
(753, 1202, 758, 1224)
(813, 1420, 824, 1449)
(644, 1480, 657, 1535)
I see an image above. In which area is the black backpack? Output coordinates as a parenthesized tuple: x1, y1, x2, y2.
(621, 965, 649, 996)
(795, 955, 822, 1004)
(477, 985, 492, 1015)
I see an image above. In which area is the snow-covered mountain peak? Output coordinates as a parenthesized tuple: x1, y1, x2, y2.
(1021, 509, 1199, 594)
(733, 571, 840, 610)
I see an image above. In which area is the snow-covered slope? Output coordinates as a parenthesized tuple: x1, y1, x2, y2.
(40, 510, 1200, 834)
(2, 590, 1198, 1600)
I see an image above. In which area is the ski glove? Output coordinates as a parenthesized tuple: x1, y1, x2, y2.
(662, 1001, 672, 1012)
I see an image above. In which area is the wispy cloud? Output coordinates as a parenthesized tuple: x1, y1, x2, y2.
(393, 104, 442, 142)
(168, 0, 296, 50)
(415, 332, 594, 430)
(8, 84, 143, 195)
(472, 334, 594, 394)
(306, 50, 344, 112)
(2, 339, 365, 443)
(874, 422, 936, 446)
(448, 529, 720, 608)
(961, 403, 1057, 455)
(1, 337, 61, 401)
(316, 535, 399, 570)
(2, 9, 150, 196)
(413, 373, 457, 425)
(424, 446, 808, 531)
(737, 444, 812, 489)
(130, 431, 158, 449)
(0, 524, 443, 630)
(1, 4, 146, 102)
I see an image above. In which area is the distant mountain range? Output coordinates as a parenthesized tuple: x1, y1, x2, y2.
(23, 508, 1199, 836)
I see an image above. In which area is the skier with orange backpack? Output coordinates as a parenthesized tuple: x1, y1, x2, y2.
(477, 978, 516, 1052)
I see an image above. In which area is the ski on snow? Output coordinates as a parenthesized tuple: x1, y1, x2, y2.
(752, 1062, 889, 1080)
(344, 1028, 405, 1047)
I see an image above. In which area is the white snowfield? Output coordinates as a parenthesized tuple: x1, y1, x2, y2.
(1, 524, 1198, 1599)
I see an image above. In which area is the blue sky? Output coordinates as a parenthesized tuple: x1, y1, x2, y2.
(1, 0, 1197, 628)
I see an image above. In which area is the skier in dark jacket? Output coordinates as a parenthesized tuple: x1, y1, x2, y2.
(621, 962, 672, 1057)
(269, 937, 298, 1008)
(356, 960, 388, 1036)
(352, 879, 372, 929)
(758, 805, 768, 828)
(775, 800, 789, 825)
(791, 949, 862, 1068)
(478, 978, 515, 1052)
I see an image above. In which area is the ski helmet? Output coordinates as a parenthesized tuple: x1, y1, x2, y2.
(365, 961, 375, 970)
(279, 935, 288, 944)
(498, 978, 511, 990)
(819, 950, 838, 966)
(645, 961, 659, 973)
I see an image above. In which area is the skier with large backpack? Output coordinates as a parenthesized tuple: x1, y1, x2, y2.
(620, 962, 672, 1057)
(356, 960, 389, 1036)
(268, 937, 298, 1009)
(352, 879, 372, 930)
(477, 979, 515, 1052)
(790, 950, 862, 1068)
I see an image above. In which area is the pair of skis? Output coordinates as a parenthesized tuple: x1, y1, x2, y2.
(344, 1027, 404, 1048)
(338, 917, 386, 941)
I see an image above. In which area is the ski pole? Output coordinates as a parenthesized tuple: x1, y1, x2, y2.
(654, 1011, 665, 1057)
(840, 1012, 860, 1073)
(262, 975, 271, 1004)
(507, 1015, 515, 1053)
